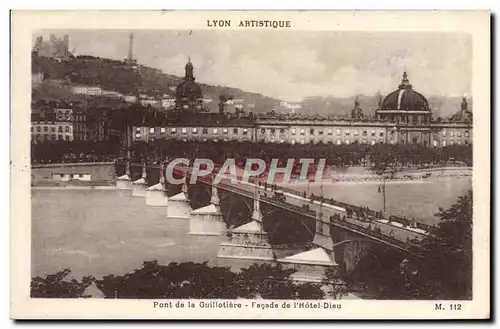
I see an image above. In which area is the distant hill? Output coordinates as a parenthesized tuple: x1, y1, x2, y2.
(32, 53, 469, 118)
(298, 95, 471, 119)
(31, 53, 280, 113)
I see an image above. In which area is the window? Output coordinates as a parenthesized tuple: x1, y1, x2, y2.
(51, 127, 56, 132)
(457, 140, 462, 145)
(291, 139, 296, 145)
(51, 134, 56, 140)
(233, 128, 238, 134)
(362, 139, 367, 144)
(160, 128, 166, 134)
(450, 140, 455, 145)
(371, 140, 376, 145)
(223, 128, 228, 134)
(345, 139, 350, 145)
(442, 140, 447, 147)
(171, 128, 177, 134)
(192, 128, 198, 134)
(181, 128, 187, 134)
(150, 127, 155, 134)
(336, 129, 341, 136)
(371, 130, 375, 137)
(327, 129, 332, 135)
(65, 135, 70, 141)
(457, 131, 462, 137)
(202, 128, 208, 134)
(465, 131, 469, 137)
(36, 126, 41, 132)
(345, 129, 350, 136)
(260, 128, 265, 134)
(79, 174, 84, 178)
(310, 129, 314, 135)
(379, 131, 384, 137)
(433, 140, 438, 147)
(279, 128, 285, 134)
(450, 131, 454, 137)
(136, 127, 141, 132)
(242, 128, 248, 135)
(336, 139, 341, 145)
(362, 130, 367, 136)
(319, 130, 324, 135)
(44, 126, 49, 132)
(465, 140, 469, 145)
(213, 128, 218, 134)
(300, 139, 305, 145)
(58, 135, 63, 140)
(270, 128, 276, 134)
(353, 130, 358, 136)
(135, 133, 141, 138)
(291, 128, 296, 135)
(300, 129, 305, 135)
(442, 130, 447, 137)
(30, 127, 33, 132)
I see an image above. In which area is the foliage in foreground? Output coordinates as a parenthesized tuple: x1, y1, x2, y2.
(31, 262, 331, 299)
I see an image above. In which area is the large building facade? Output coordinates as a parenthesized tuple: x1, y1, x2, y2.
(133, 68, 473, 147)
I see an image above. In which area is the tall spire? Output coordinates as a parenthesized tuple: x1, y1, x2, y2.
(461, 95, 468, 112)
(128, 32, 134, 62)
(185, 58, 194, 80)
(398, 71, 413, 90)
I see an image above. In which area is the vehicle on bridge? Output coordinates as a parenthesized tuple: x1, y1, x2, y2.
(272, 190, 286, 202)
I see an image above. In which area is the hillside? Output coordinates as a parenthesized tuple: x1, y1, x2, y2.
(299, 95, 471, 119)
(31, 53, 280, 113)
(32, 53, 469, 118)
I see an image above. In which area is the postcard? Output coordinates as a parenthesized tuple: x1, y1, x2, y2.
(10, 10, 490, 320)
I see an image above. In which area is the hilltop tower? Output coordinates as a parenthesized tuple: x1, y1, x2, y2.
(125, 32, 138, 66)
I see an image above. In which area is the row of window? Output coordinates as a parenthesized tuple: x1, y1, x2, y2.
(288, 128, 386, 137)
(442, 130, 469, 137)
(289, 139, 385, 145)
(141, 127, 250, 135)
(32, 134, 71, 141)
(32, 126, 71, 133)
(434, 140, 470, 146)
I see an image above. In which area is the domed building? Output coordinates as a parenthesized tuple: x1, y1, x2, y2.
(175, 59, 203, 114)
(376, 72, 433, 146)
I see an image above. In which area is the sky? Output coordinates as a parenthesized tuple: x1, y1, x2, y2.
(36, 30, 472, 102)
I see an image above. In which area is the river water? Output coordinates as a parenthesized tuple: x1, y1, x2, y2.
(31, 176, 471, 281)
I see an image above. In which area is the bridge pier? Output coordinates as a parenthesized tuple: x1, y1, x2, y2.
(132, 162, 148, 197)
(116, 161, 132, 190)
(218, 191, 275, 261)
(332, 230, 373, 277)
(278, 210, 338, 283)
(166, 183, 191, 220)
(189, 185, 225, 235)
(145, 162, 168, 207)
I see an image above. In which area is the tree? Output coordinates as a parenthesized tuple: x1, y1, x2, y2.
(401, 190, 473, 299)
(31, 269, 95, 298)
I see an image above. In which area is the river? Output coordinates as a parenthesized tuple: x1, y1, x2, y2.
(31, 176, 471, 281)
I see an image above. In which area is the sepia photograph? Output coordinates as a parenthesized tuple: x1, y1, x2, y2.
(10, 10, 490, 319)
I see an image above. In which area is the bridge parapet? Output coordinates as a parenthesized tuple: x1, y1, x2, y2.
(171, 166, 423, 253)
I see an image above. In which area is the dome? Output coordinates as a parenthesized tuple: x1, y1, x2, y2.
(380, 72, 430, 111)
(176, 58, 202, 100)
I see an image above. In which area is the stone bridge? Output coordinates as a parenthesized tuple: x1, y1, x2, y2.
(115, 161, 426, 282)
